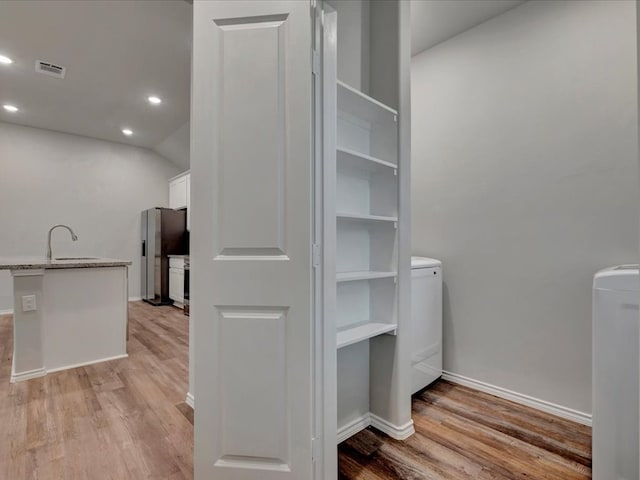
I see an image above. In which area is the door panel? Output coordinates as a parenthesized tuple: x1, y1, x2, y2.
(217, 308, 288, 464)
(216, 15, 287, 256)
(191, 1, 314, 479)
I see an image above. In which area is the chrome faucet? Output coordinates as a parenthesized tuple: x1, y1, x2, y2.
(46, 225, 78, 261)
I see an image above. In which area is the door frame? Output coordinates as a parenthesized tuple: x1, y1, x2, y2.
(313, 1, 338, 479)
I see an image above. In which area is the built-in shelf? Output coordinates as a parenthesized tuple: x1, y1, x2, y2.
(337, 213, 398, 223)
(337, 322, 398, 349)
(337, 80, 397, 121)
(336, 271, 397, 283)
(330, 3, 407, 447)
(337, 146, 397, 171)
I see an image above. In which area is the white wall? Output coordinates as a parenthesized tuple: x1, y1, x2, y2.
(411, 0, 638, 414)
(326, 0, 369, 93)
(154, 121, 190, 170)
(0, 122, 180, 311)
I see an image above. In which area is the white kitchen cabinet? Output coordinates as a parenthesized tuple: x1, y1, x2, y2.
(169, 171, 189, 210)
(190, 1, 411, 479)
(169, 171, 190, 231)
(168, 268, 184, 305)
(168, 256, 185, 307)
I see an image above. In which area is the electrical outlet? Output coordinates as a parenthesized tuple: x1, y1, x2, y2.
(22, 295, 37, 312)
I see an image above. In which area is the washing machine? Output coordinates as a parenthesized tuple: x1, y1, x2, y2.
(410, 256, 443, 394)
(592, 265, 639, 480)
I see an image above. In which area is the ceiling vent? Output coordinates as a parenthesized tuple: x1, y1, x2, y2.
(35, 60, 66, 79)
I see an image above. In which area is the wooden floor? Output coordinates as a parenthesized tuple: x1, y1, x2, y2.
(0, 301, 591, 479)
(0, 301, 193, 480)
(339, 381, 592, 480)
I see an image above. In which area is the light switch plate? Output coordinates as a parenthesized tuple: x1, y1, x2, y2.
(22, 295, 37, 312)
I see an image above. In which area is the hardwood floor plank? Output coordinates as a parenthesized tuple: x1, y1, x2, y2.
(340, 429, 435, 480)
(416, 387, 591, 466)
(355, 428, 472, 480)
(402, 430, 510, 480)
(0, 305, 193, 480)
(338, 451, 389, 480)
(430, 405, 584, 479)
(427, 381, 591, 450)
(339, 379, 591, 480)
(25, 378, 48, 450)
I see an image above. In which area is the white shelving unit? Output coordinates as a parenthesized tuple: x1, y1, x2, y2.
(322, 0, 413, 460)
(336, 213, 397, 222)
(336, 271, 397, 282)
(334, 78, 399, 348)
(337, 146, 397, 172)
(337, 323, 397, 350)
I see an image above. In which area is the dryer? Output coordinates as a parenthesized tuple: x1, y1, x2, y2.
(411, 256, 443, 394)
(592, 265, 639, 480)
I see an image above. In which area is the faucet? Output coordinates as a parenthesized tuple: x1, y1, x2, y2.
(46, 225, 78, 261)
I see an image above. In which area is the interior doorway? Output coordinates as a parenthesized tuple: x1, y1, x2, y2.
(0, 1, 194, 478)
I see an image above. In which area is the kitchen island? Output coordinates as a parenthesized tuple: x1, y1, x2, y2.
(0, 257, 131, 382)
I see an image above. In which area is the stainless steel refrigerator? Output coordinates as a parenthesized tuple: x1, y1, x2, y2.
(141, 208, 187, 305)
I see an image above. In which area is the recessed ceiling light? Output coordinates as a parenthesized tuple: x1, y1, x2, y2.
(0, 55, 12, 65)
(122, 128, 133, 136)
(3, 104, 18, 113)
(147, 96, 162, 105)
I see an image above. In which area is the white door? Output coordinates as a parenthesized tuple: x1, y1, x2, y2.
(191, 1, 315, 479)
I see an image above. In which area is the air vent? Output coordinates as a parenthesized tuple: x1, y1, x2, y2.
(35, 60, 66, 79)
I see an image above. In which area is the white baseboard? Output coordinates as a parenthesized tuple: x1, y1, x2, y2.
(186, 392, 194, 409)
(12, 354, 129, 382)
(337, 414, 371, 443)
(128, 297, 142, 302)
(46, 354, 129, 375)
(11, 367, 47, 383)
(370, 414, 415, 440)
(337, 413, 415, 443)
(441, 371, 592, 427)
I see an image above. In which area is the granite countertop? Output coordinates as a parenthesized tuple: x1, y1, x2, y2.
(0, 257, 132, 270)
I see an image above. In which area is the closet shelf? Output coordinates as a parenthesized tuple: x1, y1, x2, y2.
(337, 322, 398, 349)
(337, 146, 397, 171)
(337, 80, 397, 123)
(337, 213, 398, 223)
(336, 271, 397, 283)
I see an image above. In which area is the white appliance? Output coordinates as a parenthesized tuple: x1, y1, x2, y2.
(411, 256, 443, 394)
(592, 265, 639, 480)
